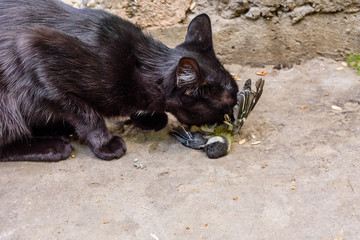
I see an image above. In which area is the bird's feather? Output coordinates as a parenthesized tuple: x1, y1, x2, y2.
(171, 126, 207, 149)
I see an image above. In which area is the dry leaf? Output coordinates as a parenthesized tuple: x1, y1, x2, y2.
(231, 73, 241, 81)
(238, 139, 246, 145)
(256, 71, 267, 76)
(300, 105, 307, 109)
(233, 197, 238, 200)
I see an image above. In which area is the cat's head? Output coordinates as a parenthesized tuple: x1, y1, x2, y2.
(166, 14, 238, 126)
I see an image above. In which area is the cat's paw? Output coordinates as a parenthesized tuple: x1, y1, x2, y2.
(91, 136, 127, 160)
(0, 137, 73, 162)
(130, 112, 168, 131)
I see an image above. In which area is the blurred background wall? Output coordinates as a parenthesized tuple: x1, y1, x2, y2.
(62, 0, 360, 66)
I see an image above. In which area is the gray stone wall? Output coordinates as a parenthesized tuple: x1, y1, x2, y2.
(62, 0, 360, 65)
(215, 0, 360, 23)
(175, 0, 360, 65)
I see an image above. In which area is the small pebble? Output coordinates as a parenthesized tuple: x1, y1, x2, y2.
(134, 163, 145, 169)
(134, 158, 146, 169)
(331, 105, 342, 111)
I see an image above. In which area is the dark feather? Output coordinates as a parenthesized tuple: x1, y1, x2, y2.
(170, 126, 207, 149)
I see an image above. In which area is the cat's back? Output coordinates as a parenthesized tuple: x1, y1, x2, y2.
(0, 0, 79, 23)
(0, 0, 145, 53)
(0, 0, 117, 39)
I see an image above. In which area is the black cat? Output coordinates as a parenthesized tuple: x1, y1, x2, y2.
(0, 0, 238, 161)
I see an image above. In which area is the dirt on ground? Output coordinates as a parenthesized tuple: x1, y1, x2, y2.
(1, 58, 359, 239)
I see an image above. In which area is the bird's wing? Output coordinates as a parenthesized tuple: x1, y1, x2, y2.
(251, 78, 265, 112)
(171, 126, 207, 149)
(233, 78, 265, 132)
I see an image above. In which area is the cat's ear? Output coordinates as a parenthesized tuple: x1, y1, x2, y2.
(185, 14, 213, 51)
(176, 57, 205, 95)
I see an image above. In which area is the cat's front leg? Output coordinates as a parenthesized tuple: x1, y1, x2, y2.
(129, 112, 168, 131)
(85, 127, 127, 160)
(62, 98, 127, 160)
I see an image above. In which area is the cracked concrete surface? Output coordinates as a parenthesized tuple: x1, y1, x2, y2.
(1, 58, 359, 239)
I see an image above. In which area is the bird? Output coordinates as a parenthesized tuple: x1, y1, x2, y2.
(171, 78, 265, 159)
(171, 125, 230, 159)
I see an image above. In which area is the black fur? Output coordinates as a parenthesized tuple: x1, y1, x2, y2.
(0, 0, 238, 161)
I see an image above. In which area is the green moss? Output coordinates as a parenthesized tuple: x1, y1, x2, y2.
(347, 53, 360, 75)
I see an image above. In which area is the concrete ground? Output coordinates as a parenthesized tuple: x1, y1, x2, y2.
(1, 58, 359, 240)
